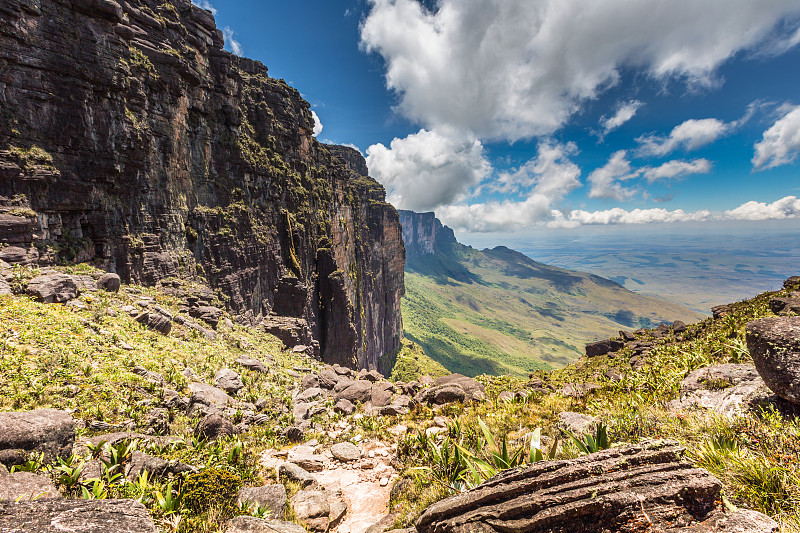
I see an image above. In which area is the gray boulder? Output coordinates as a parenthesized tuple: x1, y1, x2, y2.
(188, 383, 233, 411)
(301, 374, 320, 390)
(225, 517, 306, 533)
(585, 338, 625, 357)
(746, 317, 800, 405)
(415, 441, 750, 533)
(135, 311, 172, 335)
(195, 414, 234, 440)
(97, 273, 121, 292)
(334, 398, 356, 415)
(238, 484, 288, 519)
(330, 442, 361, 462)
(278, 462, 316, 487)
(769, 297, 800, 316)
(0, 278, 11, 296)
(0, 409, 75, 468)
(415, 384, 466, 405)
(318, 369, 341, 390)
(125, 451, 193, 481)
(296, 387, 324, 403)
(557, 411, 598, 436)
(215, 368, 245, 395)
(26, 274, 77, 303)
(236, 356, 270, 374)
(371, 382, 394, 407)
(0, 499, 156, 532)
(433, 374, 485, 401)
(334, 380, 373, 403)
(291, 490, 330, 533)
(0, 470, 61, 501)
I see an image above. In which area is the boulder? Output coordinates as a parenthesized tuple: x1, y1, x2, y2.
(0, 278, 10, 296)
(334, 380, 373, 403)
(281, 427, 304, 443)
(189, 305, 222, 327)
(287, 452, 324, 473)
(557, 412, 598, 436)
(746, 317, 800, 404)
(358, 369, 384, 382)
(26, 274, 77, 303)
(784, 276, 800, 289)
(215, 368, 244, 395)
(236, 356, 270, 374)
(415, 441, 751, 533)
(334, 398, 356, 415)
(711, 304, 734, 319)
(585, 338, 625, 357)
(135, 311, 172, 335)
(238, 484, 287, 519)
(433, 374, 485, 401)
(0, 246, 30, 265)
(194, 414, 234, 440)
(296, 387, 324, 403)
(673, 320, 687, 333)
(330, 442, 361, 462)
(0, 470, 61, 501)
(416, 384, 467, 405)
(379, 404, 409, 416)
(0, 499, 156, 532)
(0, 409, 75, 467)
(318, 368, 341, 389)
(143, 408, 169, 436)
(278, 462, 316, 487)
(769, 297, 800, 316)
(371, 382, 394, 407)
(96, 273, 121, 292)
(131, 366, 165, 385)
(301, 374, 320, 390)
(225, 517, 306, 533)
(188, 383, 233, 411)
(291, 490, 330, 533)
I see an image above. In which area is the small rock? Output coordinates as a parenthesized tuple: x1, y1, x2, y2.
(334, 398, 356, 415)
(135, 311, 172, 335)
(97, 273, 121, 292)
(238, 484, 287, 519)
(330, 442, 361, 462)
(236, 356, 269, 374)
(296, 387, 324, 403)
(379, 477, 389, 487)
(143, 408, 169, 436)
(0, 469, 61, 501)
(673, 320, 687, 333)
(215, 368, 245, 395)
(282, 426, 304, 442)
(301, 374, 320, 390)
(194, 414, 234, 440)
(585, 338, 625, 357)
(318, 369, 341, 390)
(334, 380, 373, 403)
(497, 391, 514, 403)
(278, 462, 316, 487)
(292, 490, 330, 533)
(557, 412, 598, 436)
(415, 384, 466, 405)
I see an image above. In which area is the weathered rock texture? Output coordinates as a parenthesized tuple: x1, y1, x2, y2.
(0, 409, 75, 467)
(0, 0, 403, 372)
(746, 316, 800, 405)
(415, 441, 762, 533)
(0, 499, 157, 532)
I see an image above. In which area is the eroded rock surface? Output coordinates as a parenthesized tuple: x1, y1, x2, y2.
(0, 499, 157, 532)
(0, 409, 75, 467)
(416, 441, 733, 533)
(746, 317, 800, 405)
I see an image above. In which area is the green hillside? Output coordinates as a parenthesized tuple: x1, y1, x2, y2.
(402, 236, 704, 377)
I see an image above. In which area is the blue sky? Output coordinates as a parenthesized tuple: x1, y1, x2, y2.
(199, 0, 800, 235)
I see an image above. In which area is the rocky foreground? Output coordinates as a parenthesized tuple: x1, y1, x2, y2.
(1, 271, 800, 532)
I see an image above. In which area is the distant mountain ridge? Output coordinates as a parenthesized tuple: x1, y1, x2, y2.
(398, 210, 704, 376)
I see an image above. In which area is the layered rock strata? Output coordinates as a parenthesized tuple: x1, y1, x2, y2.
(0, 0, 404, 372)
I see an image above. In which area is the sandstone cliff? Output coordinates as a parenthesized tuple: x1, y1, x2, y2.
(0, 0, 404, 372)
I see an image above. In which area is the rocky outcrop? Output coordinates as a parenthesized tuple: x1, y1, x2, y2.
(669, 364, 769, 417)
(0, 409, 75, 467)
(415, 440, 775, 533)
(0, 0, 403, 372)
(746, 316, 800, 405)
(0, 499, 157, 532)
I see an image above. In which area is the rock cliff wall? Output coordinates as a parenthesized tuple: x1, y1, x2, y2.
(0, 0, 404, 372)
(398, 210, 456, 259)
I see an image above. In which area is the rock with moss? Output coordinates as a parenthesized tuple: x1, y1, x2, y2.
(746, 316, 800, 405)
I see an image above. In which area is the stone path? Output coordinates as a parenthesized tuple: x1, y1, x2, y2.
(260, 438, 398, 533)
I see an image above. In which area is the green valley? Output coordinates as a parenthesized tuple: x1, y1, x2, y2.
(399, 210, 705, 376)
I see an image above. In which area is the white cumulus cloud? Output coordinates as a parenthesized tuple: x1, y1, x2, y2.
(361, 0, 800, 140)
(223, 26, 242, 56)
(600, 100, 643, 135)
(587, 151, 641, 201)
(636, 119, 730, 157)
(311, 111, 323, 137)
(366, 129, 491, 211)
(724, 195, 800, 220)
(494, 141, 581, 202)
(753, 105, 800, 170)
(438, 195, 555, 233)
(643, 158, 713, 182)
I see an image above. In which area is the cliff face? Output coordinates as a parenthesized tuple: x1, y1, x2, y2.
(0, 0, 404, 372)
(398, 210, 456, 259)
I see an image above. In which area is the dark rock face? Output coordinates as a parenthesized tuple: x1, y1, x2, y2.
(134, 311, 172, 334)
(0, 499, 157, 532)
(25, 273, 77, 303)
(769, 297, 800, 316)
(585, 338, 625, 357)
(0, 0, 403, 373)
(416, 441, 733, 533)
(194, 414, 234, 440)
(0, 409, 75, 467)
(746, 317, 800, 405)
